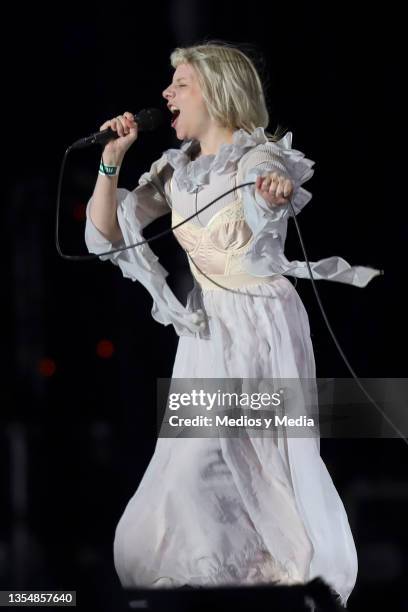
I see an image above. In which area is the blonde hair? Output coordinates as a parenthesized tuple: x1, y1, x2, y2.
(169, 40, 286, 142)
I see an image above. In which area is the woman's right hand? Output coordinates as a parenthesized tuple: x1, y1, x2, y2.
(99, 111, 139, 165)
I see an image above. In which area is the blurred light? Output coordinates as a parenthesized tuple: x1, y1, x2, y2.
(72, 201, 86, 222)
(37, 358, 57, 377)
(96, 339, 114, 359)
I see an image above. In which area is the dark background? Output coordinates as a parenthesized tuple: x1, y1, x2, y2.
(1, 1, 406, 610)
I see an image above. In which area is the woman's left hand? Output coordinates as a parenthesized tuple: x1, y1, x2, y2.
(255, 172, 294, 207)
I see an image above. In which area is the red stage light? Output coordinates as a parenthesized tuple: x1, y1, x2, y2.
(96, 339, 115, 359)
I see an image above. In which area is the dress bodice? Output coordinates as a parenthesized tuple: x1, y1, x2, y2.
(170, 171, 260, 285)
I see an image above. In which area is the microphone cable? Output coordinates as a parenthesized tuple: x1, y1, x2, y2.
(55, 145, 403, 446)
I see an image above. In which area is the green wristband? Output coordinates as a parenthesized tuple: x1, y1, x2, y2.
(99, 160, 119, 176)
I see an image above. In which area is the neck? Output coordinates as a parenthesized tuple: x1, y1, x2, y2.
(196, 125, 236, 157)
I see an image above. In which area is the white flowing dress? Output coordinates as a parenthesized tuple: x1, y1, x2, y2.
(85, 127, 382, 607)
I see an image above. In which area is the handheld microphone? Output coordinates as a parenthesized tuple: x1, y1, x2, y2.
(70, 108, 166, 150)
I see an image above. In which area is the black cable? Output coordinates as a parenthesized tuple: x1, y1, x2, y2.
(56, 145, 257, 260)
(55, 145, 402, 445)
(57, 149, 294, 294)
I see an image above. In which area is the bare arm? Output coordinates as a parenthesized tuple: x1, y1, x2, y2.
(88, 112, 139, 242)
(89, 164, 123, 243)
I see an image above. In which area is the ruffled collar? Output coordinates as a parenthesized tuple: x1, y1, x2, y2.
(163, 126, 291, 193)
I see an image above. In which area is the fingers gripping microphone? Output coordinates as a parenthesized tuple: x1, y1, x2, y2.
(70, 108, 165, 150)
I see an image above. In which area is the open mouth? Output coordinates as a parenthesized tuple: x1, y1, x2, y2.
(170, 109, 180, 128)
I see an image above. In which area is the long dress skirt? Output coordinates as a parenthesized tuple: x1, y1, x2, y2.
(113, 275, 357, 606)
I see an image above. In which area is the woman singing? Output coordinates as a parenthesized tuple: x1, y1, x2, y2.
(85, 41, 381, 607)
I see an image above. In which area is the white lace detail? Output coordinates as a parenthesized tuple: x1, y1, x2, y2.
(202, 200, 247, 230)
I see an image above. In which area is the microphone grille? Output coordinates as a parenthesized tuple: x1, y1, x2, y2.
(136, 108, 165, 131)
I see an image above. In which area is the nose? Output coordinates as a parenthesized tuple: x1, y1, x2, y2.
(162, 84, 174, 100)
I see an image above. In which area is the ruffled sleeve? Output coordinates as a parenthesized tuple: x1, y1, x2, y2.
(84, 154, 208, 337)
(238, 132, 383, 288)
